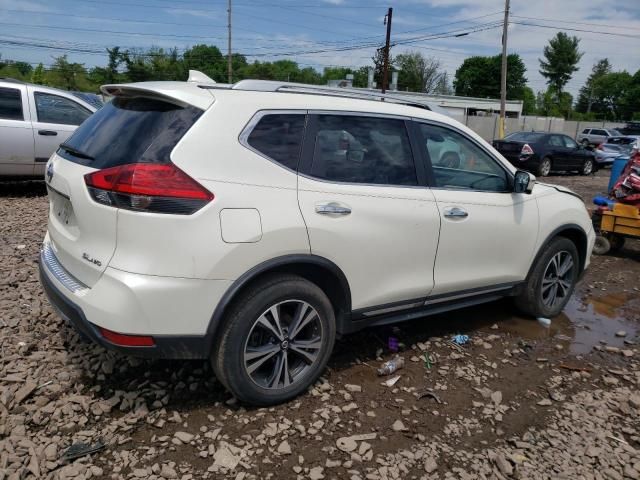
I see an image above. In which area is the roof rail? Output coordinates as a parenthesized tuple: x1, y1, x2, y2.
(229, 79, 438, 112)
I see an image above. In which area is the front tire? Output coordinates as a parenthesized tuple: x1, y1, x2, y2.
(212, 274, 336, 406)
(580, 158, 594, 175)
(515, 237, 580, 318)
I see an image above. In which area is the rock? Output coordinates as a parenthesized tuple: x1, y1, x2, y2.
(44, 443, 57, 461)
(424, 458, 438, 473)
(309, 466, 325, 480)
(337, 437, 358, 452)
(174, 431, 194, 443)
(537, 399, 553, 406)
(342, 402, 358, 412)
(13, 381, 37, 405)
(616, 331, 627, 337)
(493, 454, 513, 476)
(392, 420, 408, 432)
(629, 395, 640, 409)
(133, 468, 148, 478)
(213, 446, 240, 470)
(345, 384, 362, 393)
(161, 465, 178, 479)
(277, 440, 292, 455)
(585, 445, 601, 458)
(491, 391, 503, 405)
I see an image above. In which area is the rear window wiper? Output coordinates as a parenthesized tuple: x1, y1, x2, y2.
(59, 143, 94, 161)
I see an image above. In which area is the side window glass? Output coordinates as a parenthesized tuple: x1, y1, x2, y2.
(34, 92, 91, 126)
(563, 136, 577, 149)
(593, 129, 606, 136)
(418, 123, 509, 192)
(310, 115, 417, 186)
(246, 113, 306, 170)
(582, 129, 590, 134)
(0, 87, 23, 120)
(548, 136, 564, 147)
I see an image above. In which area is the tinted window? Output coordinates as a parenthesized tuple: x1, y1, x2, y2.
(548, 135, 564, 147)
(562, 136, 578, 149)
(592, 129, 607, 136)
(0, 87, 23, 121)
(504, 132, 546, 143)
(608, 137, 636, 145)
(419, 123, 509, 192)
(58, 96, 203, 168)
(582, 129, 590, 134)
(246, 113, 305, 170)
(310, 115, 417, 186)
(35, 92, 92, 125)
(609, 129, 622, 136)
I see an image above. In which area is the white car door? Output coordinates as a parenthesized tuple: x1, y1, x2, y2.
(414, 121, 539, 296)
(0, 85, 35, 176)
(297, 113, 441, 312)
(29, 88, 93, 175)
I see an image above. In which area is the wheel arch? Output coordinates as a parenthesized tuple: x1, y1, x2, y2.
(527, 224, 589, 279)
(205, 255, 352, 353)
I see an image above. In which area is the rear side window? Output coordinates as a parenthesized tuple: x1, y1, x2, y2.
(310, 115, 417, 186)
(582, 129, 590, 134)
(246, 113, 305, 170)
(592, 129, 607, 136)
(35, 92, 92, 126)
(58, 96, 203, 168)
(0, 87, 23, 121)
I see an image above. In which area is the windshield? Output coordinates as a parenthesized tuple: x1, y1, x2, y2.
(609, 129, 622, 136)
(504, 132, 546, 142)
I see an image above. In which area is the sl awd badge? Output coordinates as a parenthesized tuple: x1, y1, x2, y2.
(82, 253, 102, 267)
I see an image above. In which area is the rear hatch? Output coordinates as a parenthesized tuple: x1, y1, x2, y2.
(45, 89, 209, 287)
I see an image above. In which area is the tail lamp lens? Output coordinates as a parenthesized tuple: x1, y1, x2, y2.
(521, 143, 534, 156)
(99, 327, 155, 347)
(85, 163, 213, 215)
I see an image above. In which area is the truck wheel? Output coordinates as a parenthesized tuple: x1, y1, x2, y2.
(212, 274, 336, 406)
(609, 235, 625, 252)
(592, 235, 611, 255)
(515, 237, 580, 318)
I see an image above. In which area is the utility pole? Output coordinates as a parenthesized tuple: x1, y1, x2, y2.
(227, 0, 232, 84)
(381, 7, 393, 94)
(498, 0, 510, 139)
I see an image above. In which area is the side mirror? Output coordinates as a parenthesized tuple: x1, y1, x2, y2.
(514, 170, 535, 194)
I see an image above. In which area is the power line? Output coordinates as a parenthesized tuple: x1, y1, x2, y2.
(510, 21, 640, 39)
(511, 14, 640, 33)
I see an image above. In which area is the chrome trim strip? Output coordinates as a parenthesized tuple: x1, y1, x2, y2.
(424, 285, 513, 305)
(41, 242, 88, 294)
(361, 301, 424, 317)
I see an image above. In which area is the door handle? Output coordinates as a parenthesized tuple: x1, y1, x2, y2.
(38, 130, 58, 136)
(315, 203, 351, 216)
(443, 207, 468, 218)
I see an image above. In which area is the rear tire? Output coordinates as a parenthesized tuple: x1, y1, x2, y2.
(515, 237, 580, 318)
(593, 235, 611, 255)
(537, 157, 552, 177)
(212, 274, 336, 406)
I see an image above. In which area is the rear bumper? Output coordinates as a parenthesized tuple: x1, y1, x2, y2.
(39, 239, 232, 359)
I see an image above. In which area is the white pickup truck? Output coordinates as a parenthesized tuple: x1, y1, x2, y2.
(0, 79, 98, 177)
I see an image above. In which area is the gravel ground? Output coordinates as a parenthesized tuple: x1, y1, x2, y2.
(1, 171, 639, 480)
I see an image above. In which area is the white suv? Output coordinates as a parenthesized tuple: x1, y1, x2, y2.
(40, 73, 595, 405)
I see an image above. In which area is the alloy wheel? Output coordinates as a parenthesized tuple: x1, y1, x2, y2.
(541, 250, 574, 308)
(243, 300, 323, 390)
(541, 159, 551, 176)
(582, 159, 593, 175)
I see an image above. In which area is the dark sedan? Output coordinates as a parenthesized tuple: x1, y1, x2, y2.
(492, 132, 596, 177)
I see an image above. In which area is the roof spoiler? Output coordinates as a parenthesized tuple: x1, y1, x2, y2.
(187, 70, 216, 84)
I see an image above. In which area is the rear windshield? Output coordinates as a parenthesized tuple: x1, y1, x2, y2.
(58, 96, 203, 168)
(504, 132, 546, 142)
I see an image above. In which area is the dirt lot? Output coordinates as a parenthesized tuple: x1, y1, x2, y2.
(1, 171, 639, 480)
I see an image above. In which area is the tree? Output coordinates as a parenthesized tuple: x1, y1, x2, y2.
(372, 47, 392, 89)
(47, 55, 94, 90)
(592, 71, 633, 120)
(394, 52, 444, 93)
(575, 59, 611, 114)
(453, 54, 527, 100)
(521, 86, 536, 115)
(31, 63, 45, 84)
(536, 87, 573, 118)
(539, 32, 583, 96)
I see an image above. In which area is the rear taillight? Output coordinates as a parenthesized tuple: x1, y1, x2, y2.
(99, 327, 155, 347)
(521, 144, 534, 156)
(85, 163, 213, 215)
(597, 144, 604, 150)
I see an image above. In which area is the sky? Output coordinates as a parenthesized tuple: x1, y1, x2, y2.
(1, 0, 639, 98)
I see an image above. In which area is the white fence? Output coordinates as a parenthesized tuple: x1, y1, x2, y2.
(460, 114, 627, 141)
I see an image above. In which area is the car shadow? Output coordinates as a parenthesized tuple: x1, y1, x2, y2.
(0, 180, 47, 198)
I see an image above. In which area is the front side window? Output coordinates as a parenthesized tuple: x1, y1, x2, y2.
(0, 87, 23, 121)
(562, 136, 578, 149)
(548, 135, 564, 147)
(582, 128, 590, 134)
(246, 113, 305, 170)
(34, 92, 91, 125)
(418, 123, 509, 192)
(310, 115, 417, 186)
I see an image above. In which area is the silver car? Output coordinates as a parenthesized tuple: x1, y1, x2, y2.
(595, 136, 640, 165)
(0, 79, 98, 177)
(576, 127, 622, 147)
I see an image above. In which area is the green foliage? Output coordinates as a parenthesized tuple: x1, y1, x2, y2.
(592, 71, 633, 121)
(394, 51, 445, 93)
(453, 53, 527, 100)
(0, 57, 33, 82)
(536, 88, 573, 118)
(521, 86, 536, 115)
(575, 59, 611, 115)
(539, 32, 583, 95)
(31, 63, 45, 85)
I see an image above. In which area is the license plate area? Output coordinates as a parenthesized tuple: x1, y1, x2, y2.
(48, 186, 77, 228)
